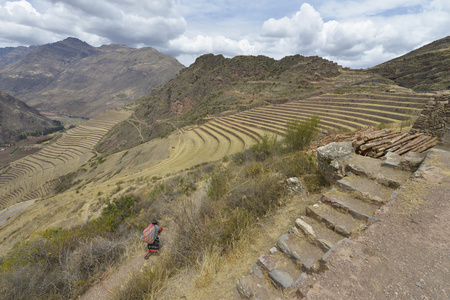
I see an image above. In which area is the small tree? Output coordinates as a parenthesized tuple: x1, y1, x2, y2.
(284, 115, 320, 152)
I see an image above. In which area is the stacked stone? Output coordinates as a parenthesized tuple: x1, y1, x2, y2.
(412, 92, 449, 135)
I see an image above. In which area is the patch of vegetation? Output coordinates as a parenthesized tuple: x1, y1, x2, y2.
(0, 195, 140, 299)
(1, 113, 326, 299)
(55, 172, 78, 193)
(284, 115, 320, 152)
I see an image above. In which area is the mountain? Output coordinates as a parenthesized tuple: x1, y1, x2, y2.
(0, 91, 57, 144)
(0, 45, 39, 68)
(0, 37, 184, 117)
(96, 53, 341, 154)
(371, 36, 450, 91)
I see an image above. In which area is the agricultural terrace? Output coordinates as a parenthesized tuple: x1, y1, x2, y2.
(114, 90, 430, 182)
(0, 91, 431, 208)
(0, 109, 131, 209)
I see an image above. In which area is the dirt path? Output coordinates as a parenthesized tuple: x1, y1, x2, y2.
(0, 199, 36, 226)
(81, 243, 149, 300)
(298, 143, 450, 299)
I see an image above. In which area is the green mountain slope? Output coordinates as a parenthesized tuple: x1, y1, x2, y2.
(0, 38, 184, 117)
(0, 91, 57, 144)
(371, 36, 450, 91)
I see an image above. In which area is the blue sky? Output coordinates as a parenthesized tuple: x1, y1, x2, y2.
(0, 0, 449, 68)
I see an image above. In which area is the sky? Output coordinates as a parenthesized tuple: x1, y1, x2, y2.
(0, 0, 449, 68)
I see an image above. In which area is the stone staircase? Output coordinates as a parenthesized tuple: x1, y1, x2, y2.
(231, 152, 419, 299)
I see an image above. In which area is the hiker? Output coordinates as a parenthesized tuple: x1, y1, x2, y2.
(142, 219, 163, 259)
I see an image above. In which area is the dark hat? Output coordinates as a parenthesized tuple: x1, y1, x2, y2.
(152, 219, 159, 225)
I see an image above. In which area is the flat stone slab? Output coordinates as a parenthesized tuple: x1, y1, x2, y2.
(276, 234, 291, 255)
(297, 216, 343, 249)
(283, 230, 325, 263)
(269, 269, 294, 290)
(383, 151, 426, 171)
(347, 154, 412, 188)
(306, 203, 365, 237)
(295, 218, 316, 240)
(236, 274, 282, 299)
(321, 191, 379, 220)
(257, 254, 278, 272)
(336, 175, 394, 204)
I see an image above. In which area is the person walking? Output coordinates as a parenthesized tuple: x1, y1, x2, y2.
(142, 219, 163, 259)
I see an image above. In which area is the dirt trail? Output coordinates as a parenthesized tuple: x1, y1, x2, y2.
(81, 244, 149, 300)
(298, 136, 450, 299)
(0, 199, 36, 226)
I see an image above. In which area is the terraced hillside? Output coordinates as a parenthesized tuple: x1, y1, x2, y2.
(102, 90, 431, 184)
(192, 91, 430, 136)
(0, 109, 131, 209)
(0, 87, 431, 210)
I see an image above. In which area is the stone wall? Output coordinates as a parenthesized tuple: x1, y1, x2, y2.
(412, 92, 449, 136)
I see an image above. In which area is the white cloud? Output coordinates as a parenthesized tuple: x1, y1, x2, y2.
(0, 0, 187, 47)
(0, 0, 449, 69)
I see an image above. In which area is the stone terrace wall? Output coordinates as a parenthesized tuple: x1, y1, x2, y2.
(412, 92, 449, 135)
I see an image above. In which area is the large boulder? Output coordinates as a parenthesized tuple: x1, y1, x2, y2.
(317, 142, 354, 183)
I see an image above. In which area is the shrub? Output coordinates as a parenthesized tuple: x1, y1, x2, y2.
(231, 149, 255, 165)
(303, 171, 329, 193)
(227, 172, 285, 217)
(274, 151, 317, 177)
(0, 229, 127, 299)
(250, 133, 278, 161)
(206, 170, 230, 200)
(284, 115, 320, 152)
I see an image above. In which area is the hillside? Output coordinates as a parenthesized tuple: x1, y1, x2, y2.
(0, 91, 58, 144)
(97, 53, 343, 154)
(0, 45, 39, 68)
(0, 38, 184, 117)
(371, 36, 450, 91)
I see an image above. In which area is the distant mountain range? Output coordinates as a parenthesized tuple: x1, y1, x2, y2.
(0, 91, 57, 144)
(0, 37, 184, 117)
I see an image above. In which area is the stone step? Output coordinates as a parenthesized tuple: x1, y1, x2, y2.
(294, 216, 343, 252)
(336, 175, 395, 205)
(346, 154, 412, 188)
(306, 203, 366, 237)
(257, 251, 308, 293)
(236, 270, 282, 299)
(275, 233, 325, 272)
(321, 189, 379, 220)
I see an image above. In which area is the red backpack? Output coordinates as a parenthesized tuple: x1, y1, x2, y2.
(140, 224, 158, 244)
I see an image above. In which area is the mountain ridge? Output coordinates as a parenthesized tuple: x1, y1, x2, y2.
(0, 37, 184, 117)
(371, 35, 450, 91)
(0, 91, 57, 144)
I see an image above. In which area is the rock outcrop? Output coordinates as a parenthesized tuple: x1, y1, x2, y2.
(317, 142, 354, 183)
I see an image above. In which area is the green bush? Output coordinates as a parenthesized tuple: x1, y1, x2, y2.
(206, 170, 230, 200)
(250, 133, 278, 161)
(284, 115, 320, 152)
